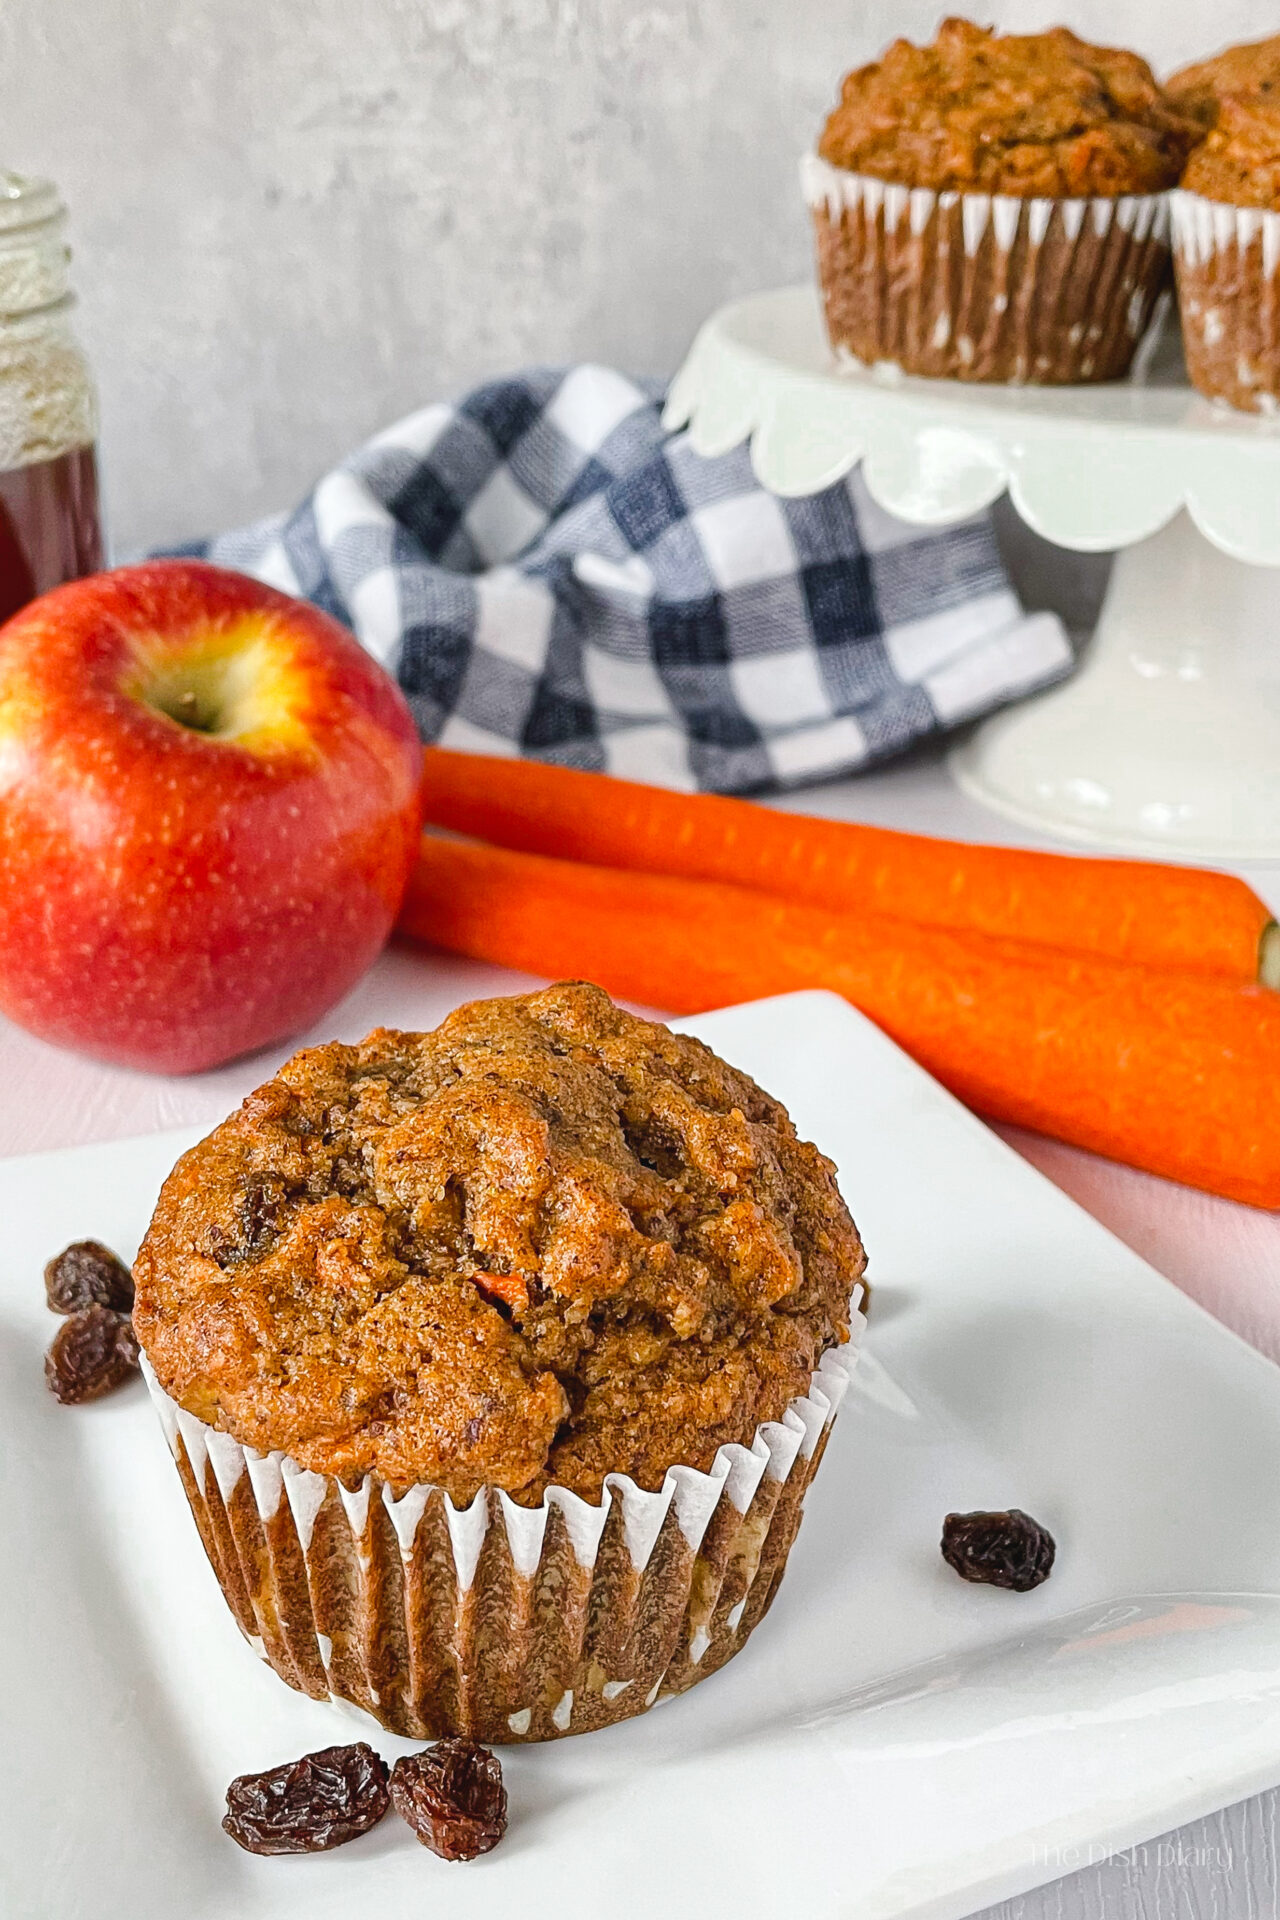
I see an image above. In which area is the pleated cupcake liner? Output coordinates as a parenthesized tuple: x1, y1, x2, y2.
(802, 152, 1172, 384)
(139, 1292, 864, 1743)
(1172, 189, 1280, 414)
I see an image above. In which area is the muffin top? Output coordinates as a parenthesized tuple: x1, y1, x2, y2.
(134, 982, 863, 1504)
(1167, 35, 1280, 128)
(817, 16, 1198, 197)
(1182, 98, 1280, 210)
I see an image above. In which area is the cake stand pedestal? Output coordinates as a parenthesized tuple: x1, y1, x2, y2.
(664, 286, 1280, 860)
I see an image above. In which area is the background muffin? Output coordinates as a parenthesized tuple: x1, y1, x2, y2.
(1173, 98, 1280, 412)
(135, 982, 866, 1740)
(805, 17, 1198, 382)
(1167, 34, 1280, 128)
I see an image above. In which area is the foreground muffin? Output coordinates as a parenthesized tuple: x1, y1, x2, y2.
(804, 17, 1197, 381)
(134, 982, 866, 1740)
(1172, 99, 1280, 412)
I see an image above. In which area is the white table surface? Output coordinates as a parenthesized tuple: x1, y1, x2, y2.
(4, 734, 1278, 1920)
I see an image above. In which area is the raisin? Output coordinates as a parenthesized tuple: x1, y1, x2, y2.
(211, 1183, 285, 1269)
(44, 1239, 134, 1315)
(941, 1508, 1055, 1592)
(45, 1305, 141, 1404)
(222, 1743, 390, 1855)
(389, 1740, 507, 1860)
(242, 1183, 283, 1255)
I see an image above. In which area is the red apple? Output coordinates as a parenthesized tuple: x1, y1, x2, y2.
(0, 560, 424, 1072)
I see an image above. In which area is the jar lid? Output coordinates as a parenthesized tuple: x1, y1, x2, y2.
(0, 173, 65, 235)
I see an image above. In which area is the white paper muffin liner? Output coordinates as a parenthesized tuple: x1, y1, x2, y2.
(802, 152, 1172, 383)
(140, 1291, 864, 1743)
(1172, 188, 1280, 414)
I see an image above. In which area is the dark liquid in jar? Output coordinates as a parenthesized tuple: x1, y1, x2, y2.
(0, 443, 102, 625)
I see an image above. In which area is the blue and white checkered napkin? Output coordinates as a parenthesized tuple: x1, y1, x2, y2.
(194, 364, 1071, 793)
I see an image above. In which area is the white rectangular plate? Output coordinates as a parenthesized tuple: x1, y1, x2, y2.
(3, 989, 1280, 1920)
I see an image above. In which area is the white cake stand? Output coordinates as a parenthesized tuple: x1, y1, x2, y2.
(664, 286, 1280, 860)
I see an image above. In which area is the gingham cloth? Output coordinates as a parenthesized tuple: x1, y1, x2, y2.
(190, 364, 1071, 793)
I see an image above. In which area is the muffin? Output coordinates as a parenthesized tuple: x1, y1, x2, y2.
(1171, 98, 1280, 412)
(134, 981, 866, 1741)
(804, 17, 1198, 381)
(1167, 35, 1280, 127)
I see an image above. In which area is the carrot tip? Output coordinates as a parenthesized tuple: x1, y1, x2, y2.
(1261, 921, 1280, 991)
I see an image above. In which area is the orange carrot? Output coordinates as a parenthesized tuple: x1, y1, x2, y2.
(399, 833, 1280, 1209)
(421, 748, 1279, 987)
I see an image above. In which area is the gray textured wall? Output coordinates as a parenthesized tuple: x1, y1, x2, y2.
(0, 0, 1267, 551)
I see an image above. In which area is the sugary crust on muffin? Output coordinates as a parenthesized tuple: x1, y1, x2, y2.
(1167, 35, 1280, 128)
(817, 16, 1198, 196)
(133, 983, 864, 1503)
(1182, 99, 1280, 209)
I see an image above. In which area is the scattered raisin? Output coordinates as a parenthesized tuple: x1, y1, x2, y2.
(222, 1743, 390, 1855)
(45, 1305, 141, 1404)
(941, 1508, 1056, 1592)
(44, 1239, 134, 1315)
(389, 1740, 507, 1861)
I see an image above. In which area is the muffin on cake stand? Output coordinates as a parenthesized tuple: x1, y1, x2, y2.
(665, 286, 1280, 861)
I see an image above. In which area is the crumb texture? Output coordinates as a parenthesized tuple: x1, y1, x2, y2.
(817, 17, 1197, 196)
(134, 983, 863, 1502)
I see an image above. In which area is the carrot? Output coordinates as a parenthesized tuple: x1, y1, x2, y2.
(421, 748, 1279, 987)
(399, 833, 1280, 1210)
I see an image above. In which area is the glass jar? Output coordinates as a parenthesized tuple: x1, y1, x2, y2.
(0, 172, 102, 624)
